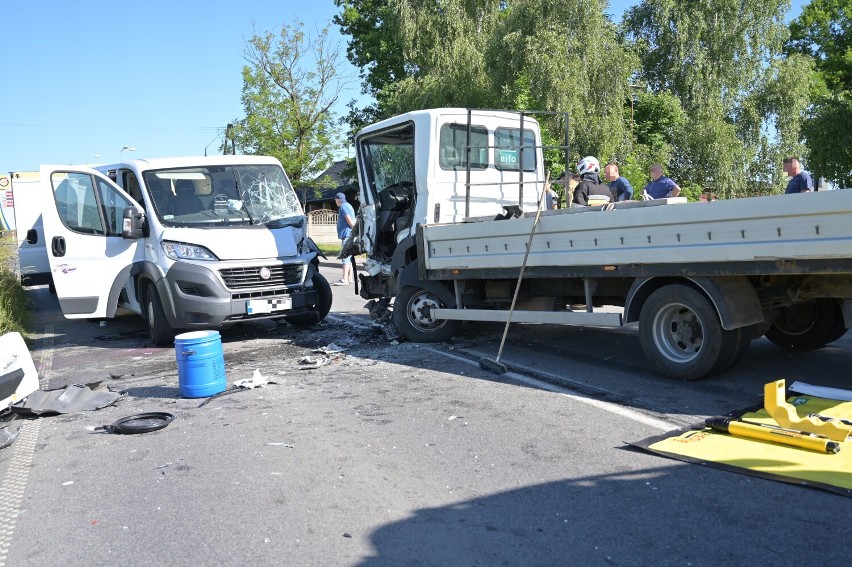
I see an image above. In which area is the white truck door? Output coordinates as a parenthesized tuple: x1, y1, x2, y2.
(39, 166, 145, 319)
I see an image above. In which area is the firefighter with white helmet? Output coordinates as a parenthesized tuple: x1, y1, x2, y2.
(572, 156, 615, 206)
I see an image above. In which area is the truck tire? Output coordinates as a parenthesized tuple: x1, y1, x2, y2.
(712, 327, 752, 374)
(145, 285, 175, 347)
(639, 284, 728, 380)
(765, 299, 837, 351)
(284, 273, 332, 326)
(392, 285, 460, 343)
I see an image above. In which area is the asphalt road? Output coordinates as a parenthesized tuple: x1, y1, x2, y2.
(0, 265, 849, 566)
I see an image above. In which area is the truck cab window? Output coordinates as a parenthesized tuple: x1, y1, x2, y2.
(494, 127, 536, 172)
(439, 124, 488, 170)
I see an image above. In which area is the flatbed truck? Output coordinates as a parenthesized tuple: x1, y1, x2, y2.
(348, 108, 852, 380)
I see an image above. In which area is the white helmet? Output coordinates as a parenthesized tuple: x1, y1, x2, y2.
(577, 156, 600, 176)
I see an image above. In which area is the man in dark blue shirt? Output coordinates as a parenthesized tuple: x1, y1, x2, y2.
(783, 157, 813, 194)
(604, 162, 633, 201)
(642, 164, 681, 199)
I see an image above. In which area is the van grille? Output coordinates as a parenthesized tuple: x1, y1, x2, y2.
(219, 264, 303, 290)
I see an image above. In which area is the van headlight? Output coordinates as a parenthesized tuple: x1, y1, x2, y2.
(162, 241, 218, 261)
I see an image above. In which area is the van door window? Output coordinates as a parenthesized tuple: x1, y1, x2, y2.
(494, 128, 536, 172)
(50, 172, 134, 236)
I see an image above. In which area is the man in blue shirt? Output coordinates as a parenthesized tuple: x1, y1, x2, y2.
(604, 162, 634, 201)
(642, 164, 681, 200)
(783, 157, 813, 194)
(334, 192, 356, 285)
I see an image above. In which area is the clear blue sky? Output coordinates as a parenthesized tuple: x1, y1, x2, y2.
(0, 1, 804, 172)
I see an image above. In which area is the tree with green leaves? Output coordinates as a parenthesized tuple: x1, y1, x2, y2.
(230, 22, 351, 185)
(786, 0, 852, 186)
(624, 0, 810, 197)
(335, 0, 635, 179)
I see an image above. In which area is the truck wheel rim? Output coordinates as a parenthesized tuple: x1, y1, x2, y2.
(652, 303, 703, 363)
(406, 291, 446, 331)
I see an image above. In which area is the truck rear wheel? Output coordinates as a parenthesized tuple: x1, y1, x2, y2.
(712, 327, 752, 374)
(639, 284, 728, 380)
(145, 285, 175, 347)
(392, 286, 460, 343)
(765, 299, 838, 351)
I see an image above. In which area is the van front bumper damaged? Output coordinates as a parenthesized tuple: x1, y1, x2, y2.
(162, 261, 316, 328)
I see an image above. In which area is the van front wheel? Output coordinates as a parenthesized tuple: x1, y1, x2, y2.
(146, 285, 174, 347)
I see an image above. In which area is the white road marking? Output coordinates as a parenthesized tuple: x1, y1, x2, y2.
(428, 347, 677, 432)
(326, 313, 677, 431)
(0, 324, 53, 566)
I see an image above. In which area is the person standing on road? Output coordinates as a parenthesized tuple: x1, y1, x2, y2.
(604, 162, 634, 201)
(333, 192, 356, 286)
(783, 157, 814, 194)
(642, 164, 681, 199)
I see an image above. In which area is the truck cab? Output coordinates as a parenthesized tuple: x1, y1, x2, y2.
(39, 156, 331, 345)
(354, 108, 546, 299)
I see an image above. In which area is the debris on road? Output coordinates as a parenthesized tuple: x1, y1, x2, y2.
(298, 355, 331, 369)
(11, 383, 120, 417)
(1, 419, 21, 450)
(234, 369, 274, 389)
(94, 412, 175, 434)
(313, 343, 348, 355)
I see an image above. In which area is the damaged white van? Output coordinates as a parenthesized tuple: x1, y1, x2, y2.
(39, 156, 330, 345)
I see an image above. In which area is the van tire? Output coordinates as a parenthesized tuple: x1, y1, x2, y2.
(284, 273, 332, 326)
(145, 285, 174, 347)
(392, 285, 461, 343)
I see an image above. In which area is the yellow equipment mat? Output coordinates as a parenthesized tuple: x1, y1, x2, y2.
(631, 394, 852, 497)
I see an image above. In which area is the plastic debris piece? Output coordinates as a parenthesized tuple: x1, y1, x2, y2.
(313, 343, 348, 355)
(298, 356, 330, 369)
(11, 383, 119, 416)
(94, 412, 175, 434)
(234, 369, 270, 389)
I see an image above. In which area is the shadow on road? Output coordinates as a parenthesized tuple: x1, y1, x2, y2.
(355, 459, 847, 565)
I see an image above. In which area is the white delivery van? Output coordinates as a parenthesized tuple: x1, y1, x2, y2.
(38, 155, 330, 345)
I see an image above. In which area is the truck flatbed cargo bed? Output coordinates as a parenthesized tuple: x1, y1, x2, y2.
(420, 191, 852, 279)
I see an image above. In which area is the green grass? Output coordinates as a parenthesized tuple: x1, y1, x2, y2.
(0, 233, 30, 335)
(316, 242, 342, 257)
(315, 242, 366, 260)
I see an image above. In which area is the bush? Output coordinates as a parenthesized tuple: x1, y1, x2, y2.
(0, 233, 30, 335)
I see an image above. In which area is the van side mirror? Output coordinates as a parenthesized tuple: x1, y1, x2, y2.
(122, 206, 145, 239)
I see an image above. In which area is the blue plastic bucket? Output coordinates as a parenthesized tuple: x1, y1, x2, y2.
(174, 331, 226, 398)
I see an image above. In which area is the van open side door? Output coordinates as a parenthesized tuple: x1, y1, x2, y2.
(39, 166, 146, 319)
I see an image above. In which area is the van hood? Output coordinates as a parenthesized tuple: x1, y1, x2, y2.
(162, 226, 301, 260)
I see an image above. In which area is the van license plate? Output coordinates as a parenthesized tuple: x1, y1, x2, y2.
(246, 297, 291, 315)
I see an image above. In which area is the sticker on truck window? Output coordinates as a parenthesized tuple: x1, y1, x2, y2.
(246, 297, 291, 315)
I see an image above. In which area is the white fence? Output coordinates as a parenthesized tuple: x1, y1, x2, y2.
(307, 209, 339, 244)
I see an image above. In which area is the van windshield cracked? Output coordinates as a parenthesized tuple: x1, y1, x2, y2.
(143, 164, 301, 227)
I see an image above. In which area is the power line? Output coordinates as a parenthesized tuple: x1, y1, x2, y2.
(0, 122, 223, 131)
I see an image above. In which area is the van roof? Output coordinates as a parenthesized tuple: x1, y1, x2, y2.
(99, 155, 283, 172)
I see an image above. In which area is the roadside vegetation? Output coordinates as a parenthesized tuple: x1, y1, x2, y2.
(0, 233, 30, 335)
(228, 2, 850, 202)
